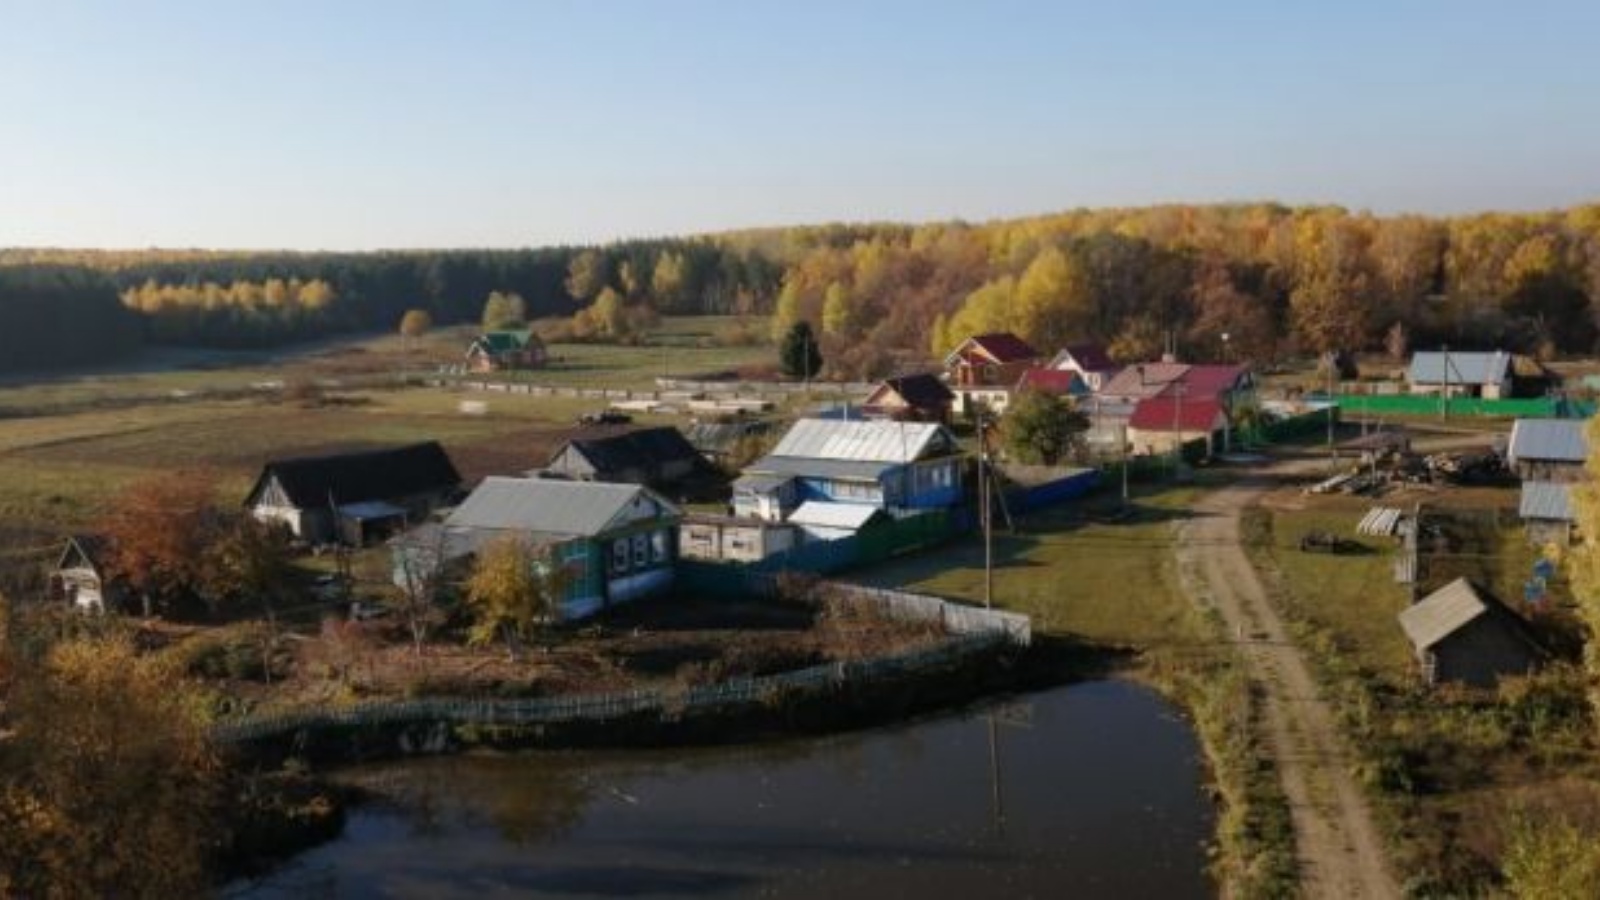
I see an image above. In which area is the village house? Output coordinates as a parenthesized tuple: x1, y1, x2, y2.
(1406, 350, 1512, 399)
(860, 373, 955, 423)
(682, 419, 773, 467)
(394, 477, 680, 622)
(1047, 342, 1117, 391)
(943, 332, 1040, 415)
(1397, 578, 1544, 688)
(1014, 367, 1090, 399)
(245, 442, 462, 545)
(1507, 418, 1589, 481)
(678, 514, 797, 563)
(465, 329, 547, 372)
(1098, 362, 1254, 456)
(733, 418, 964, 522)
(541, 427, 705, 488)
(49, 535, 121, 613)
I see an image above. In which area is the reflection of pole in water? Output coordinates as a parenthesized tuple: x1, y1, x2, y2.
(987, 712, 1005, 837)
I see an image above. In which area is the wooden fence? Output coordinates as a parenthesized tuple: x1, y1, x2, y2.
(209, 630, 1006, 746)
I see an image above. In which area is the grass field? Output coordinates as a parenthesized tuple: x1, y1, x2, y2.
(854, 485, 1212, 649)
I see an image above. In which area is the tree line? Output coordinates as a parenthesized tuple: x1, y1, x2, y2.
(5, 203, 1600, 374)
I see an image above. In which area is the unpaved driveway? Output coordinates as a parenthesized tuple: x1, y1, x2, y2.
(1174, 461, 1399, 899)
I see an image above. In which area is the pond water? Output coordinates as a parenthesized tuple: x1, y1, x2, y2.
(242, 680, 1215, 899)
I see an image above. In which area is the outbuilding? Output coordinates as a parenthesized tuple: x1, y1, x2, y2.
(245, 442, 462, 545)
(1397, 578, 1544, 687)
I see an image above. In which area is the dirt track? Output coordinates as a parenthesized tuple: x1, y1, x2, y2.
(1174, 461, 1399, 899)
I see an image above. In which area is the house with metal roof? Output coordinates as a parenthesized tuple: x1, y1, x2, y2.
(733, 419, 963, 522)
(1015, 367, 1090, 398)
(944, 332, 1041, 416)
(466, 329, 546, 372)
(1047, 343, 1117, 391)
(245, 442, 462, 545)
(1520, 481, 1580, 546)
(1397, 578, 1544, 687)
(393, 477, 681, 621)
(541, 426, 705, 488)
(1507, 418, 1589, 481)
(1126, 396, 1229, 457)
(1406, 350, 1512, 398)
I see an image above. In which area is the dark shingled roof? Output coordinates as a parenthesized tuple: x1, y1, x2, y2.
(962, 332, 1039, 364)
(247, 442, 461, 509)
(556, 427, 702, 476)
(877, 373, 954, 408)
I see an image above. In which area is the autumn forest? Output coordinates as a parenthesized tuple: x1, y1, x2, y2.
(4, 202, 1600, 375)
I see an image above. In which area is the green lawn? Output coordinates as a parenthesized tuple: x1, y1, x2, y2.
(853, 487, 1211, 649)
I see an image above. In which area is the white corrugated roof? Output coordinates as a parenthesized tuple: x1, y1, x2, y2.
(1508, 418, 1589, 465)
(785, 501, 883, 530)
(1398, 578, 1488, 650)
(1520, 481, 1577, 522)
(444, 477, 677, 538)
(1408, 351, 1511, 386)
(769, 418, 953, 463)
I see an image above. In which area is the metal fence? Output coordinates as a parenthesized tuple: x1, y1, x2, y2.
(210, 631, 1005, 746)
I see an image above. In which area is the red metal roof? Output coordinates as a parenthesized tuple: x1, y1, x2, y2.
(1128, 396, 1226, 432)
(1015, 367, 1086, 395)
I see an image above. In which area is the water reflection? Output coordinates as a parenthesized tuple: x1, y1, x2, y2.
(241, 680, 1213, 899)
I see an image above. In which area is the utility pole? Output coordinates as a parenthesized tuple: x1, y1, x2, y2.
(978, 409, 993, 610)
(1171, 382, 1186, 478)
(1440, 343, 1450, 422)
(1326, 355, 1336, 464)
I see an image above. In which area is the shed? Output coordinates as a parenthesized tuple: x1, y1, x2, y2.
(245, 442, 461, 545)
(678, 515, 798, 563)
(1507, 418, 1589, 481)
(786, 501, 889, 542)
(1397, 578, 1544, 687)
(1519, 481, 1578, 546)
(50, 535, 120, 612)
(683, 420, 772, 466)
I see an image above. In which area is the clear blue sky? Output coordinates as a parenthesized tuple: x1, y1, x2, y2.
(3, 0, 1597, 250)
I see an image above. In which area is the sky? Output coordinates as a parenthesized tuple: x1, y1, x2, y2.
(2, 0, 1598, 250)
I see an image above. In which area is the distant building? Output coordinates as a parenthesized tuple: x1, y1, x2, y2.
(1126, 395, 1229, 457)
(1098, 362, 1253, 454)
(1507, 418, 1589, 482)
(49, 535, 121, 613)
(682, 419, 774, 467)
(861, 373, 955, 423)
(734, 418, 964, 522)
(245, 442, 462, 545)
(1406, 350, 1512, 399)
(944, 332, 1040, 415)
(1015, 367, 1090, 399)
(394, 477, 680, 622)
(1397, 578, 1544, 687)
(1047, 343, 1117, 391)
(542, 427, 705, 488)
(466, 330, 546, 372)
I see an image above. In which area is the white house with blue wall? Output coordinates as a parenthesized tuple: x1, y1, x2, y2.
(733, 419, 964, 524)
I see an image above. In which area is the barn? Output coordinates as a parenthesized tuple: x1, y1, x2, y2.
(1397, 578, 1544, 687)
(245, 442, 462, 545)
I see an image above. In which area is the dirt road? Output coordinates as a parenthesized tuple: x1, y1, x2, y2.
(1174, 462, 1399, 899)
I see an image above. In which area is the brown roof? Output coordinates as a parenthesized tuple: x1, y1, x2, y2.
(955, 332, 1039, 364)
(871, 373, 954, 409)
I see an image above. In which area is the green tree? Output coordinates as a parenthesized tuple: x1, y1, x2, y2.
(463, 535, 569, 662)
(1001, 389, 1090, 465)
(779, 321, 823, 380)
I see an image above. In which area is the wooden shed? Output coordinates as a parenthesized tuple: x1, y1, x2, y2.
(1398, 578, 1544, 687)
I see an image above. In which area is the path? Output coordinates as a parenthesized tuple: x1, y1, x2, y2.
(1174, 459, 1399, 899)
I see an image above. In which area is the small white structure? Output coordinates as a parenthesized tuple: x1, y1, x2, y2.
(786, 501, 888, 542)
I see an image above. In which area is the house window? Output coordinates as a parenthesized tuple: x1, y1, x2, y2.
(633, 534, 649, 567)
(612, 539, 629, 574)
(651, 530, 668, 563)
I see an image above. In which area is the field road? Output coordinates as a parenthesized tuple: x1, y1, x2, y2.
(1174, 457, 1399, 900)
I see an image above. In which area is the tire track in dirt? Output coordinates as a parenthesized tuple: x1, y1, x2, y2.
(1174, 465, 1398, 899)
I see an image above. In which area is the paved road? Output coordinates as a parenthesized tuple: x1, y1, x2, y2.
(1174, 461, 1399, 899)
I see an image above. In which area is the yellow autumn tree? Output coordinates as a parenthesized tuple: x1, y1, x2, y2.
(464, 536, 570, 662)
(0, 635, 219, 898)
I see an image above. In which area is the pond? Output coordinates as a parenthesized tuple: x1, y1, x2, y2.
(242, 680, 1214, 899)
